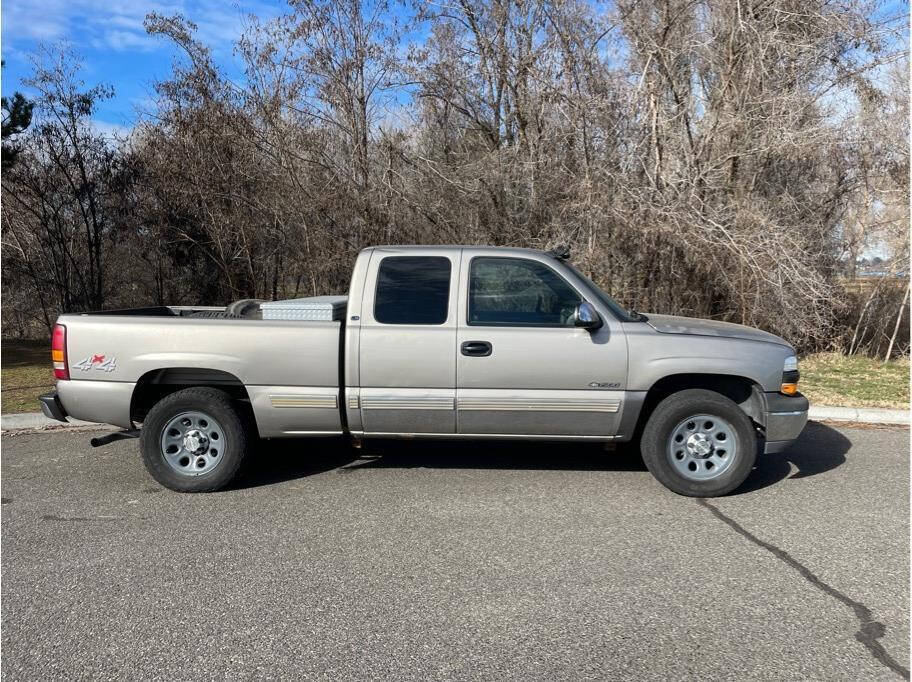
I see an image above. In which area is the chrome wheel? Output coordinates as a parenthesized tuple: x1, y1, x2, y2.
(667, 413, 737, 481)
(160, 411, 225, 477)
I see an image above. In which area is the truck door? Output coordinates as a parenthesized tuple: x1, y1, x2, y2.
(354, 248, 460, 434)
(455, 250, 627, 437)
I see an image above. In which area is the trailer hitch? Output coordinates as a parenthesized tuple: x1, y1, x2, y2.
(90, 429, 141, 448)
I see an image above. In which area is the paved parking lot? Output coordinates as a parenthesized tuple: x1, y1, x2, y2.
(1, 423, 909, 680)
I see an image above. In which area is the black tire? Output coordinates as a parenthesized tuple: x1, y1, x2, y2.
(140, 387, 249, 492)
(640, 388, 757, 497)
(226, 298, 263, 318)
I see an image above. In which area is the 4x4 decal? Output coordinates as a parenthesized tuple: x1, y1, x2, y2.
(73, 354, 117, 373)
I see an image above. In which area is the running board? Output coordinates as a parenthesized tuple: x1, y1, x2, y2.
(90, 429, 141, 448)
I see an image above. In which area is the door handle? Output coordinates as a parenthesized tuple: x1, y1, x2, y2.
(461, 341, 492, 357)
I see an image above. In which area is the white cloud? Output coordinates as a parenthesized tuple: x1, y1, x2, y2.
(2, 0, 281, 55)
(2, 0, 70, 41)
(89, 119, 133, 140)
(93, 30, 160, 53)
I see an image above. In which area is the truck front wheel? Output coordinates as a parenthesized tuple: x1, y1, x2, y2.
(140, 387, 249, 492)
(640, 389, 757, 497)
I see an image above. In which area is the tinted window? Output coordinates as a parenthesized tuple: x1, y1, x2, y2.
(469, 257, 581, 326)
(375, 256, 451, 324)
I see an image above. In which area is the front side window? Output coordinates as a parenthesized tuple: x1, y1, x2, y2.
(374, 256, 451, 324)
(469, 257, 581, 326)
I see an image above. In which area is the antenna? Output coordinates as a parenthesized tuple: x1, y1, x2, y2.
(547, 244, 571, 261)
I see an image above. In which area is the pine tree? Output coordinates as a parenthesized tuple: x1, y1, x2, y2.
(2, 61, 34, 170)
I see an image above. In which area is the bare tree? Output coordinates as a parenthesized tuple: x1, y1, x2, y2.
(2, 2, 907, 357)
(2, 47, 122, 332)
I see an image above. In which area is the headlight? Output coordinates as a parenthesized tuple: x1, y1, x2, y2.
(781, 356, 799, 395)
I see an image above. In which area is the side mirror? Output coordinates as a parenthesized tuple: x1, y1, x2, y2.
(574, 301, 603, 331)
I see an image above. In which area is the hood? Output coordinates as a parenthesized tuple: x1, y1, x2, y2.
(643, 313, 790, 347)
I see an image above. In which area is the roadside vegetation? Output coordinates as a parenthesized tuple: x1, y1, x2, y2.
(1, 341, 53, 414)
(800, 353, 909, 410)
(1, 1, 908, 363)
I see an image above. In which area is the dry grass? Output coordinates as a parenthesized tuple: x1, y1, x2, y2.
(1, 340, 54, 414)
(800, 352, 909, 409)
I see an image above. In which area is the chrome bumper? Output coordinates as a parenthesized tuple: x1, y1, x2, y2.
(763, 392, 809, 454)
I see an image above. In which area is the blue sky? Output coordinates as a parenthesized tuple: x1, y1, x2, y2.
(2, 0, 906, 137)
(1, 0, 285, 133)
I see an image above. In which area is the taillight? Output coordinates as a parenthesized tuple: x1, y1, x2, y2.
(52, 324, 69, 380)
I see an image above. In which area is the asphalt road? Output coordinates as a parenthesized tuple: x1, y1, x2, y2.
(1, 423, 909, 680)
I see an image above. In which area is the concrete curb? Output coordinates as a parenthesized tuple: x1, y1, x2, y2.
(2, 405, 908, 432)
(807, 405, 908, 425)
(0, 413, 109, 432)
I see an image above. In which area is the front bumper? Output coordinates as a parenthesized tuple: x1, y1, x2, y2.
(38, 391, 68, 422)
(763, 391, 809, 454)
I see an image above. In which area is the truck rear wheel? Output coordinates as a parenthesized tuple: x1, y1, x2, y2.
(140, 387, 249, 492)
(640, 389, 757, 497)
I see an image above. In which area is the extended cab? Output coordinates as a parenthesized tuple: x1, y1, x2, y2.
(40, 246, 808, 496)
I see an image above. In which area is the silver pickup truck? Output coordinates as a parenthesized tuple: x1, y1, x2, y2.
(40, 245, 808, 496)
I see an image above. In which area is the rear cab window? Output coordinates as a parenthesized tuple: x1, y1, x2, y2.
(374, 256, 451, 325)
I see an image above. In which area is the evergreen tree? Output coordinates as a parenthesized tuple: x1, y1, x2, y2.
(2, 61, 34, 170)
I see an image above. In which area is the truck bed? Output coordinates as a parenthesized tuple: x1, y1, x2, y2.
(56, 313, 344, 435)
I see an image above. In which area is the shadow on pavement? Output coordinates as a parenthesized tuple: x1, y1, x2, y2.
(237, 436, 647, 489)
(344, 439, 648, 473)
(735, 421, 851, 495)
(233, 421, 851, 494)
(231, 437, 358, 489)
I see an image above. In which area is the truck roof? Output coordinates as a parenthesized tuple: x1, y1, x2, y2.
(365, 245, 550, 256)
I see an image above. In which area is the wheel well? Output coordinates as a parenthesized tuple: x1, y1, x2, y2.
(130, 368, 250, 424)
(634, 373, 765, 438)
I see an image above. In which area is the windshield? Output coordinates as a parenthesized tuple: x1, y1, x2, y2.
(564, 263, 644, 323)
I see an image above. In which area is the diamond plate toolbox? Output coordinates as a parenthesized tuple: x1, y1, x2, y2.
(260, 295, 348, 321)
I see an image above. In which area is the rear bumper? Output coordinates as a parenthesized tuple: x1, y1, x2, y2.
(763, 392, 809, 454)
(38, 391, 68, 422)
